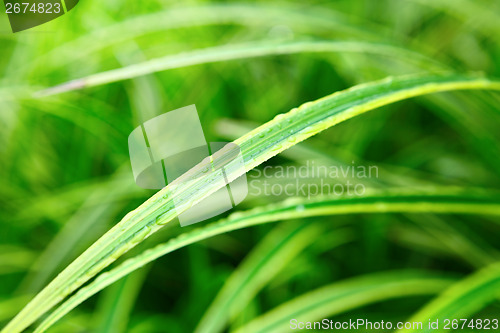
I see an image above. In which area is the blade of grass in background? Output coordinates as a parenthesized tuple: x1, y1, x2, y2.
(398, 262, 500, 333)
(37, 41, 442, 96)
(4, 74, 500, 333)
(33, 3, 385, 71)
(93, 267, 150, 333)
(20, 168, 139, 293)
(232, 271, 456, 333)
(407, 0, 500, 40)
(407, 215, 499, 268)
(194, 222, 331, 333)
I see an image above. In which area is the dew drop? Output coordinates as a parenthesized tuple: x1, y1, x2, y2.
(303, 125, 316, 134)
(86, 257, 114, 278)
(301, 102, 313, 109)
(131, 225, 151, 243)
(296, 204, 305, 212)
(272, 144, 283, 151)
(111, 245, 130, 259)
(274, 113, 286, 120)
(155, 216, 164, 225)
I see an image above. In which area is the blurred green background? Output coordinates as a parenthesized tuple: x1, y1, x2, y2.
(1, 0, 500, 332)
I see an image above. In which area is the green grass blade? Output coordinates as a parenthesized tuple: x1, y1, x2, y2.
(232, 271, 456, 333)
(35, 3, 382, 72)
(21, 171, 137, 293)
(4, 74, 500, 333)
(194, 222, 332, 333)
(37, 41, 442, 96)
(402, 215, 498, 268)
(408, 0, 500, 39)
(93, 267, 150, 333)
(34, 189, 500, 332)
(397, 262, 500, 333)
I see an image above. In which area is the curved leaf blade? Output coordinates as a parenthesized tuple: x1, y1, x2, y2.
(4, 74, 500, 333)
(37, 41, 442, 96)
(233, 271, 456, 333)
(194, 222, 338, 333)
(397, 262, 500, 333)
(35, 189, 500, 332)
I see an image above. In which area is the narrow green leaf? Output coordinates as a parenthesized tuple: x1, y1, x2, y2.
(4, 74, 500, 333)
(94, 267, 149, 333)
(408, 0, 500, 39)
(194, 222, 332, 333)
(35, 189, 500, 332)
(37, 41, 441, 96)
(397, 262, 500, 333)
(35, 3, 382, 71)
(233, 271, 456, 333)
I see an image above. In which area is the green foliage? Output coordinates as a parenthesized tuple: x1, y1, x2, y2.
(234, 271, 455, 333)
(1, 0, 500, 332)
(33, 189, 500, 332)
(401, 263, 500, 333)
